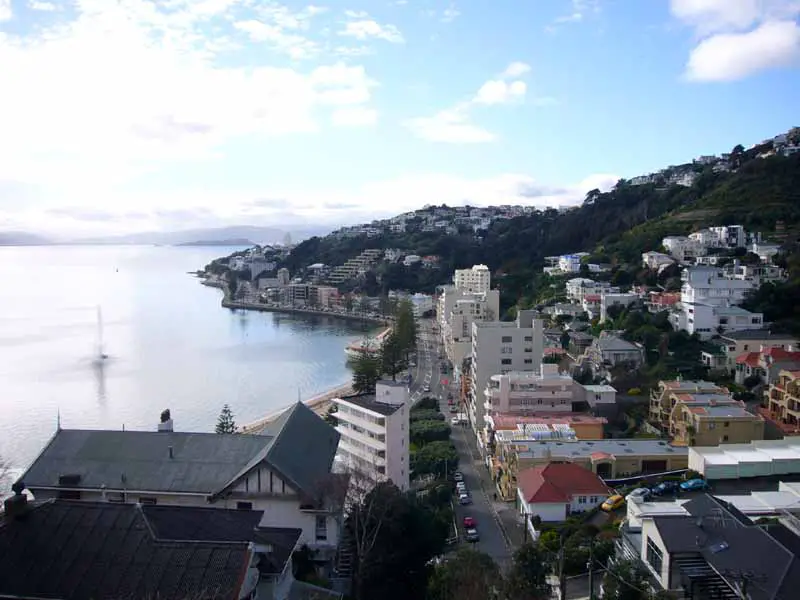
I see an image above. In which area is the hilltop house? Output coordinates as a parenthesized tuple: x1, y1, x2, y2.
(16, 403, 345, 560)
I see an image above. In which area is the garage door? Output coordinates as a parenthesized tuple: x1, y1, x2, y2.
(641, 460, 667, 473)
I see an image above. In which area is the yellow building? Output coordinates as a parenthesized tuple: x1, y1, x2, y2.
(669, 396, 765, 446)
(649, 379, 728, 429)
(764, 369, 800, 434)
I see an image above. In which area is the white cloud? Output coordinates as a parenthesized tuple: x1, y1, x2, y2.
(671, 0, 800, 80)
(686, 20, 800, 81)
(331, 107, 378, 126)
(338, 11, 404, 43)
(0, 0, 11, 20)
(441, 5, 460, 23)
(4, 172, 619, 236)
(29, 1, 58, 11)
(405, 61, 536, 143)
(0, 0, 379, 188)
(233, 4, 328, 59)
(404, 107, 496, 143)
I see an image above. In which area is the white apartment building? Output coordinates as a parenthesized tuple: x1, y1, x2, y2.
(565, 278, 618, 303)
(483, 364, 575, 417)
(707, 225, 746, 248)
(454, 264, 492, 294)
(670, 267, 763, 340)
(469, 311, 544, 442)
(558, 254, 582, 273)
(333, 381, 410, 491)
(642, 251, 675, 271)
(442, 291, 501, 372)
(662, 236, 707, 262)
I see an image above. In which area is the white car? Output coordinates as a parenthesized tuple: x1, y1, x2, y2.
(626, 487, 651, 501)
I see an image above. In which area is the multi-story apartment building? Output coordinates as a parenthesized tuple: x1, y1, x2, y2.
(468, 311, 544, 446)
(670, 267, 763, 339)
(649, 379, 729, 428)
(764, 370, 800, 433)
(661, 236, 707, 261)
(700, 329, 799, 372)
(483, 364, 575, 416)
(565, 278, 618, 303)
(439, 288, 500, 373)
(669, 395, 765, 446)
(333, 381, 410, 491)
(453, 264, 491, 294)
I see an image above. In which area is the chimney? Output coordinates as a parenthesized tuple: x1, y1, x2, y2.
(158, 408, 174, 432)
(3, 481, 29, 520)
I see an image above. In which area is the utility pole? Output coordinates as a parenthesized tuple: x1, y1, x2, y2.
(587, 537, 595, 600)
(558, 534, 567, 600)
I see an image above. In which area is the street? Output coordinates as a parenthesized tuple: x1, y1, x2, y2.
(410, 318, 514, 570)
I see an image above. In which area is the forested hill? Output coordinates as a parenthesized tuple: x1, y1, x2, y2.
(283, 150, 800, 304)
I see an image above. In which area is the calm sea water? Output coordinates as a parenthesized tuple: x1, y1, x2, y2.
(0, 245, 367, 471)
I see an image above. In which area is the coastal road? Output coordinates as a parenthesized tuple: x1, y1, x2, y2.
(408, 318, 440, 404)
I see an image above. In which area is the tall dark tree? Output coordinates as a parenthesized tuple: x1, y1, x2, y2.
(428, 547, 501, 600)
(215, 404, 236, 434)
(504, 543, 552, 600)
(394, 299, 418, 358)
(380, 331, 406, 381)
(345, 482, 445, 600)
(601, 559, 656, 600)
(352, 348, 382, 394)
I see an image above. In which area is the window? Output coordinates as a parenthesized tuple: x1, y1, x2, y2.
(723, 435, 729, 442)
(58, 490, 81, 500)
(524, 359, 533, 365)
(237, 501, 253, 510)
(524, 336, 533, 342)
(501, 359, 512, 365)
(315, 516, 328, 541)
(646, 538, 663, 573)
(501, 346, 512, 354)
(501, 336, 512, 343)
(708, 422, 716, 430)
(724, 421, 730, 427)
(138, 497, 157, 505)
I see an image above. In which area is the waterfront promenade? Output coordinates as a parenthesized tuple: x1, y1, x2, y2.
(239, 381, 353, 433)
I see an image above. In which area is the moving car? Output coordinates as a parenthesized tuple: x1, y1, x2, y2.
(601, 494, 625, 511)
(458, 493, 472, 505)
(463, 516, 476, 528)
(423, 384, 431, 392)
(626, 488, 651, 501)
(680, 478, 711, 492)
(465, 528, 480, 543)
(651, 481, 680, 496)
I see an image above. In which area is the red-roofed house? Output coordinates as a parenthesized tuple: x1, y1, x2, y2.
(516, 463, 611, 523)
(735, 345, 800, 385)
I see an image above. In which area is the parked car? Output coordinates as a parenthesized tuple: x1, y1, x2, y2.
(601, 494, 625, 511)
(680, 478, 711, 492)
(626, 488, 651, 501)
(465, 528, 480, 542)
(651, 481, 680, 496)
(423, 384, 431, 392)
(459, 493, 472, 505)
(463, 516, 476, 528)
(452, 471, 464, 482)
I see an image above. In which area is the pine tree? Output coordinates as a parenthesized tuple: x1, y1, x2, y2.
(216, 404, 236, 434)
(352, 349, 381, 394)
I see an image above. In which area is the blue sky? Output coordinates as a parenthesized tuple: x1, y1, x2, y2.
(0, 0, 798, 236)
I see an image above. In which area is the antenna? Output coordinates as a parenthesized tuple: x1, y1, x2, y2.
(57, 408, 61, 431)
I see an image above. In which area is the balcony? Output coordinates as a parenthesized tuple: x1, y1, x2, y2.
(336, 409, 386, 437)
(336, 424, 386, 452)
(338, 438, 386, 466)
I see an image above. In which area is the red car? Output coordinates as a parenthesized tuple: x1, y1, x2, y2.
(463, 516, 476, 528)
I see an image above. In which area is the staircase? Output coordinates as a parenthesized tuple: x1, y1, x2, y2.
(330, 526, 354, 596)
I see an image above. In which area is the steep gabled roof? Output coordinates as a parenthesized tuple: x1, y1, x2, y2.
(218, 402, 340, 500)
(517, 463, 610, 504)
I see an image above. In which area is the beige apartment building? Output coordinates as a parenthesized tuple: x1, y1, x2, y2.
(669, 396, 765, 446)
(764, 369, 800, 433)
(649, 379, 728, 428)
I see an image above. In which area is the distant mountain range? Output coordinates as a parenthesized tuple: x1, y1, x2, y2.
(0, 225, 332, 247)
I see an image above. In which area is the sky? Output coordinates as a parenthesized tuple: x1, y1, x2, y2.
(0, 0, 799, 237)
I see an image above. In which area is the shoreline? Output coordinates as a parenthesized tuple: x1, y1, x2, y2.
(239, 381, 354, 433)
(201, 279, 392, 327)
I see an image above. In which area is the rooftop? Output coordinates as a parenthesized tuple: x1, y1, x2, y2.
(583, 384, 617, 393)
(517, 463, 610, 503)
(336, 393, 403, 416)
(661, 379, 726, 393)
(0, 500, 265, 600)
(721, 329, 798, 341)
(503, 438, 687, 459)
(488, 413, 607, 431)
(19, 402, 340, 500)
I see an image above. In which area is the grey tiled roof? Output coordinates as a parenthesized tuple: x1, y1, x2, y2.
(0, 500, 251, 600)
(20, 402, 340, 500)
(337, 393, 404, 416)
(20, 428, 273, 494)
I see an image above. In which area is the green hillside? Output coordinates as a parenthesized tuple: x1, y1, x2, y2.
(276, 151, 800, 310)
